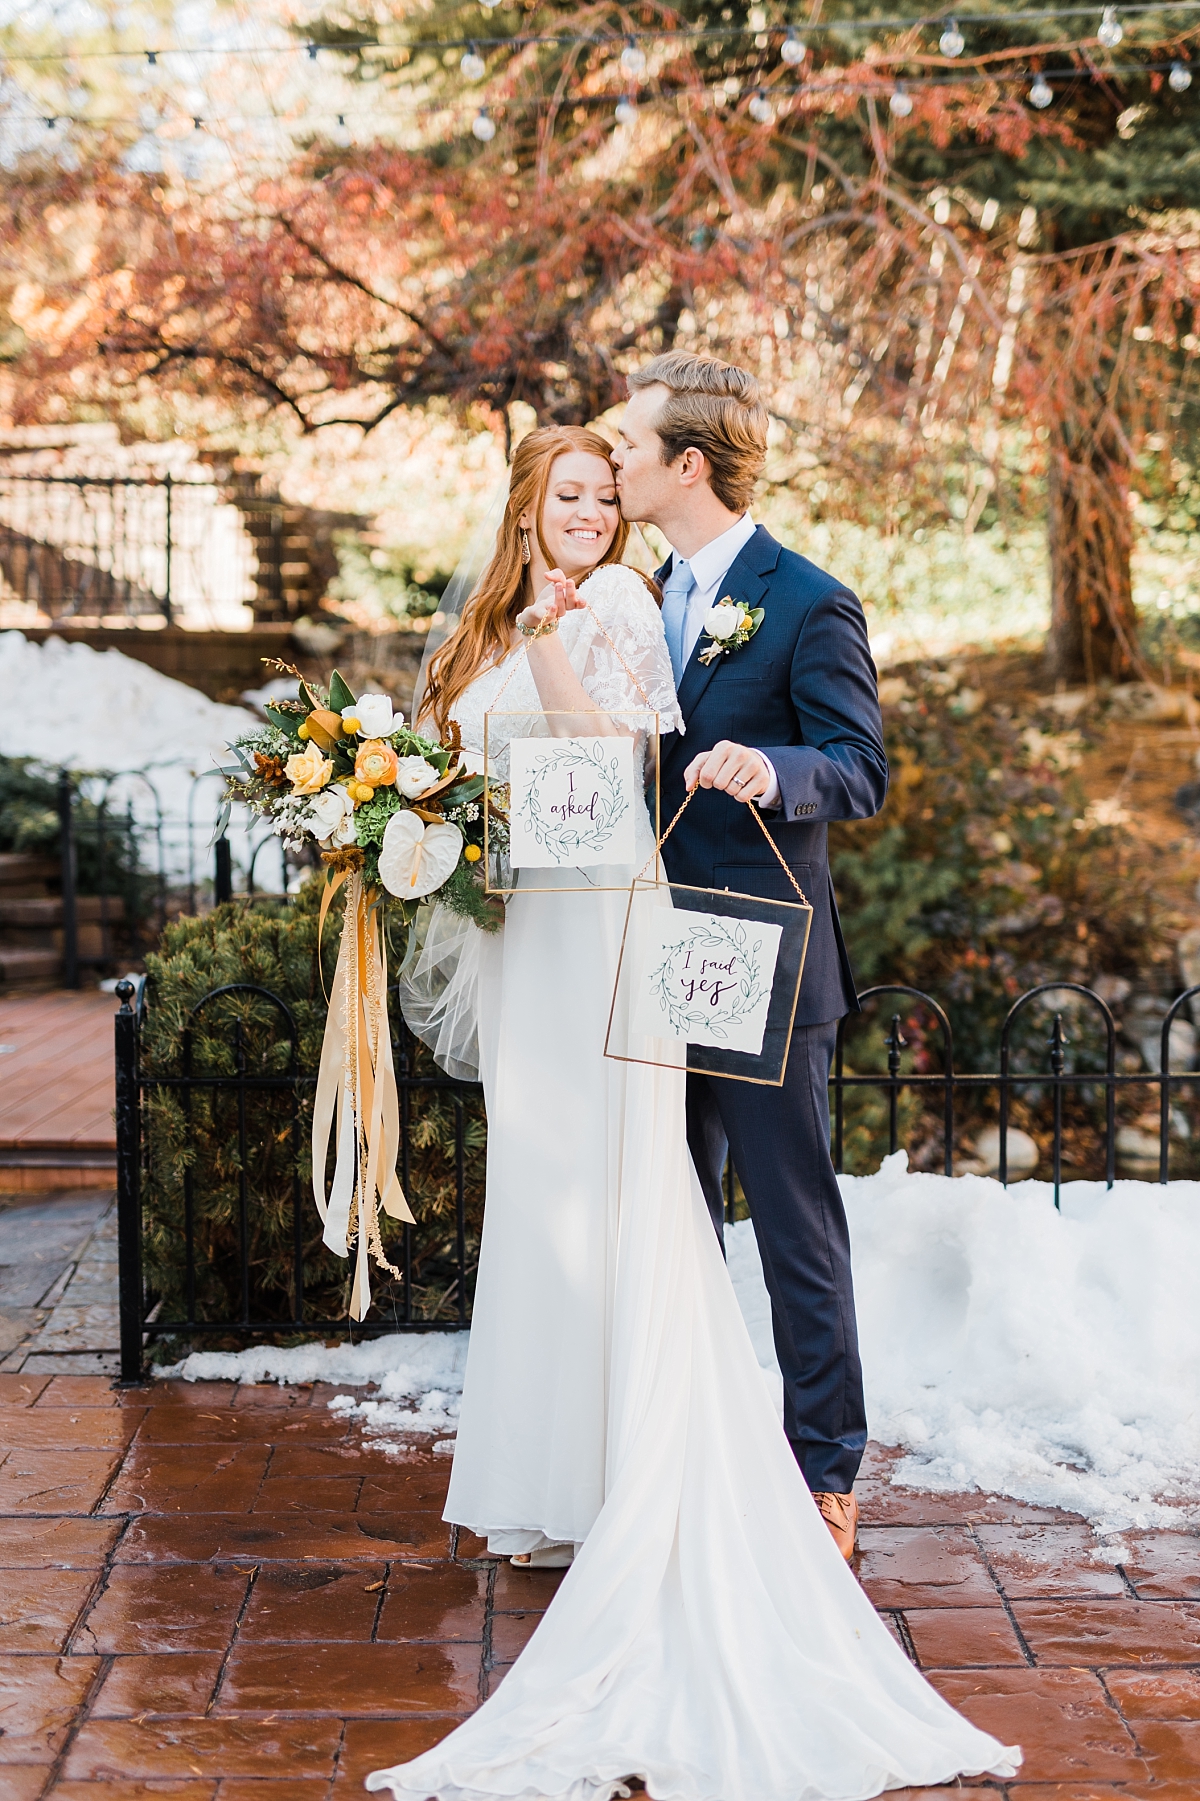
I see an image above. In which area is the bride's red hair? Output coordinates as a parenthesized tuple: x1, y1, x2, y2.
(421, 427, 630, 739)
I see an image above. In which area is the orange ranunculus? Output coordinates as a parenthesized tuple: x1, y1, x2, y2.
(355, 739, 400, 788)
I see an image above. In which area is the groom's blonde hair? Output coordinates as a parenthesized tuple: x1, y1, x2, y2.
(628, 352, 768, 513)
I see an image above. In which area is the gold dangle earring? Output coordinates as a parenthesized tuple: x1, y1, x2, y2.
(520, 527, 531, 565)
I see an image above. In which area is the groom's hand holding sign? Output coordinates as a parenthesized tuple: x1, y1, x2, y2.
(683, 740, 774, 805)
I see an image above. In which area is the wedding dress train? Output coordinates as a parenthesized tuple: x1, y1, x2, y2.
(381, 565, 1019, 1799)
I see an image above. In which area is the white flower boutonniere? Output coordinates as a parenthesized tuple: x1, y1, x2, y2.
(697, 597, 765, 665)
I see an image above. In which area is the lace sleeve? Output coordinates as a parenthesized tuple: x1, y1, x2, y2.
(566, 564, 684, 734)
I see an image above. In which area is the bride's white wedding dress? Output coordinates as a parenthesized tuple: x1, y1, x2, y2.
(375, 565, 1019, 1801)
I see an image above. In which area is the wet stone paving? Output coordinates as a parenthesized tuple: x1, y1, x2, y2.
(0, 1374, 1198, 1799)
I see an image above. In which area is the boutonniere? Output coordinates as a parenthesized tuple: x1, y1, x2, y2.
(697, 598, 765, 665)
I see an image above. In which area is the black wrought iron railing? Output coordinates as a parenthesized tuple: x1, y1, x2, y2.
(115, 970, 1200, 1384)
(834, 982, 1200, 1195)
(0, 469, 301, 624)
(46, 766, 305, 986)
(115, 975, 480, 1382)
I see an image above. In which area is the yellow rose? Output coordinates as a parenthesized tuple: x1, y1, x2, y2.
(285, 744, 334, 795)
(356, 739, 400, 788)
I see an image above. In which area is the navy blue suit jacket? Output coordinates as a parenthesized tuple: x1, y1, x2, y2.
(658, 525, 887, 1027)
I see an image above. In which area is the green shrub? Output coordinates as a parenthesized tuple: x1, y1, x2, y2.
(830, 668, 1166, 1170)
(139, 875, 485, 1338)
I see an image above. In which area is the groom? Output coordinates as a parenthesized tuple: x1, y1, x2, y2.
(610, 352, 888, 1560)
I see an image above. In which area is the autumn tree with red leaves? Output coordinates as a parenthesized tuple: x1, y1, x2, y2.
(3, 2, 1199, 682)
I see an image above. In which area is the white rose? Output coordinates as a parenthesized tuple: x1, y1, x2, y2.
(328, 810, 358, 848)
(395, 755, 441, 799)
(343, 693, 399, 737)
(704, 602, 742, 641)
(306, 783, 354, 842)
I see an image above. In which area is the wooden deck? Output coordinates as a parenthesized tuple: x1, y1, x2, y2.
(0, 989, 118, 1187)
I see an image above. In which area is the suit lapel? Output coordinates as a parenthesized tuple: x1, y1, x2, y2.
(674, 526, 777, 722)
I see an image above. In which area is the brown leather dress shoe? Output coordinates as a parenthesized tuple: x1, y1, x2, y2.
(812, 1490, 859, 1561)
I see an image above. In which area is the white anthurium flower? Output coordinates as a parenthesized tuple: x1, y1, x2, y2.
(307, 783, 355, 843)
(343, 693, 399, 737)
(704, 602, 744, 641)
(395, 755, 442, 799)
(378, 811, 462, 899)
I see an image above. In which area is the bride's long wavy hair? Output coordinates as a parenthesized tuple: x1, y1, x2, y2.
(421, 426, 631, 738)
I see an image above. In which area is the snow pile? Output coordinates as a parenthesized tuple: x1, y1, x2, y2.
(0, 630, 262, 881)
(736, 1155, 1200, 1531)
(845, 1155, 1200, 1532)
(163, 1157, 1200, 1531)
(160, 1330, 469, 1448)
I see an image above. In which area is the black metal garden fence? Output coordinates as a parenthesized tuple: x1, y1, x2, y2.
(50, 765, 306, 985)
(114, 968, 1200, 1384)
(115, 975, 480, 1382)
(833, 981, 1200, 1194)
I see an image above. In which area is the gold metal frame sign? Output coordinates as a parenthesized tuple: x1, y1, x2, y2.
(483, 710, 661, 895)
(604, 878, 813, 1087)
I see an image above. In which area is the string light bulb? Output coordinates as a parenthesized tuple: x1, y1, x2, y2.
(1029, 71, 1053, 106)
(939, 19, 965, 57)
(615, 95, 637, 125)
(889, 84, 913, 117)
(621, 38, 647, 76)
(333, 113, 351, 146)
(479, 0, 502, 9)
(461, 45, 485, 80)
(1097, 6, 1123, 48)
(748, 89, 774, 124)
(1169, 60, 1192, 91)
(472, 107, 496, 140)
(780, 30, 806, 66)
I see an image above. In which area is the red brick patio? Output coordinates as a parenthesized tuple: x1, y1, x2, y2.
(1, 1372, 1197, 1800)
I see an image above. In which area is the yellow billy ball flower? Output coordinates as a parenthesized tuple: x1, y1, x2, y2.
(463, 843, 482, 862)
(297, 720, 311, 740)
(342, 715, 361, 734)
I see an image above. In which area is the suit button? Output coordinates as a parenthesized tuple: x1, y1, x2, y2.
(795, 805, 803, 817)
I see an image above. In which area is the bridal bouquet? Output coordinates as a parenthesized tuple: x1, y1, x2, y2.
(221, 664, 504, 1321)
(222, 665, 502, 929)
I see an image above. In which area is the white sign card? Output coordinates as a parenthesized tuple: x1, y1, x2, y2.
(631, 906, 784, 1057)
(508, 735, 638, 869)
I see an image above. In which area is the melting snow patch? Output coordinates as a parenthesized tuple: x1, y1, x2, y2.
(161, 1157, 1200, 1529)
(159, 1329, 469, 1454)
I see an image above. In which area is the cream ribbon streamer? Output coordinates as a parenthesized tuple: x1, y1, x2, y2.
(312, 870, 415, 1321)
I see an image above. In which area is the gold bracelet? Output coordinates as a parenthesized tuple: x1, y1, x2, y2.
(516, 614, 559, 640)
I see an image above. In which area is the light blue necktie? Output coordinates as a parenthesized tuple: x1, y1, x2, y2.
(660, 557, 694, 686)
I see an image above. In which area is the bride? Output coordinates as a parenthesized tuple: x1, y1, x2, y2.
(371, 425, 1019, 1800)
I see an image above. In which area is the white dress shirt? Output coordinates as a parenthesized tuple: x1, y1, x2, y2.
(666, 513, 782, 809)
(672, 512, 758, 664)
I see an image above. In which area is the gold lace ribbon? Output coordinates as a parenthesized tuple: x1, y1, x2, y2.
(313, 869, 414, 1321)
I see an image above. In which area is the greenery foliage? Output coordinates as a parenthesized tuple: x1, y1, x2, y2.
(830, 665, 1166, 1171)
(140, 875, 485, 1339)
(328, 529, 447, 624)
